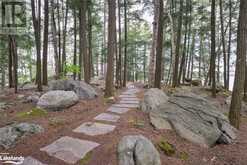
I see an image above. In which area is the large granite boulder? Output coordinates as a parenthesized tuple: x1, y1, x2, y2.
(49, 79, 98, 99)
(141, 89, 237, 147)
(37, 90, 79, 111)
(140, 88, 169, 113)
(0, 123, 44, 149)
(118, 135, 161, 165)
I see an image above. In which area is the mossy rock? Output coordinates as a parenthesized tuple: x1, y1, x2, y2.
(79, 152, 92, 165)
(158, 140, 176, 156)
(179, 151, 189, 161)
(16, 108, 47, 118)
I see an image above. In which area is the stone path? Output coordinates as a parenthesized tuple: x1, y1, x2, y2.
(25, 85, 141, 164)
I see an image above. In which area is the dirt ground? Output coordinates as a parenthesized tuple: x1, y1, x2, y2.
(0, 86, 247, 165)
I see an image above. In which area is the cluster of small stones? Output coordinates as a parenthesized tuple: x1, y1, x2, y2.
(24, 85, 140, 164)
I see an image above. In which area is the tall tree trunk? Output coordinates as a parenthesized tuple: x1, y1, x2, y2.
(62, 0, 69, 75)
(57, 0, 62, 75)
(148, 0, 158, 87)
(211, 0, 216, 97)
(9, 36, 18, 93)
(88, 0, 93, 78)
(154, 0, 164, 89)
(79, 1, 90, 83)
(172, 0, 184, 87)
(168, 13, 176, 83)
(190, 32, 196, 80)
(220, 0, 227, 89)
(31, 0, 42, 91)
(143, 44, 147, 82)
(73, 9, 77, 80)
(199, 32, 203, 79)
(51, 0, 60, 79)
(123, 0, 128, 87)
(227, 0, 232, 90)
(105, 0, 116, 97)
(8, 37, 13, 88)
(102, 0, 107, 76)
(116, 0, 122, 87)
(43, 0, 49, 85)
(229, 0, 247, 129)
(178, 0, 189, 84)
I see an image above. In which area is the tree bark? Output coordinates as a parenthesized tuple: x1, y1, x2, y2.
(42, 0, 49, 85)
(211, 0, 216, 97)
(227, 0, 232, 90)
(220, 0, 227, 89)
(73, 9, 77, 80)
(148, 0, 158, 87)
(88, 0, 93, 78)
(123, 0, 128, 87)
(51, 0, 60, 79)
(79, 1, 90, 83)
(62, 0, 69, 75)
(229, 0, 247, 129)
(116, 0, 122, 87)
(105, 0, 116, 97)
(31, 0, 42, 91)
(154, 0, 164, 89)
(8, 37, 13, 88)
(172, 0, 184, 87)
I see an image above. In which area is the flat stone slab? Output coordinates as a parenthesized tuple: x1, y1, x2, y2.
(123, 89, 140, 94)
(94, 113, 120, 122)
(73, 122, 116, 136)
(40, 136, 100, 164)
(119, 100, 140, 104)
(113, 104, 139, 108)
(23, 156, 47, 165)
(119, 95, 137, 98)
(107, 107, 130, 114)
(121, 97, 140, 101)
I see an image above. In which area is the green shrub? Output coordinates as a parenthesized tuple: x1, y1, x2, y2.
(16, 108, 47, 118)
(158, 139, 176, 156)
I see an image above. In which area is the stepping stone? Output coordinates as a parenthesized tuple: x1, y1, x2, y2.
(121, 97, 140, 101)
(94, 113, 120, 122)
(73, 122, 116, 136)
(23, 156, 47, 165)
(122, 91, 136, 94)
(107, 107, 130, 114)
(119, 100, 140, 104)
(40, 136, 100, 164)
(113, 104, 139, 108)
(119, 95, 137, 98)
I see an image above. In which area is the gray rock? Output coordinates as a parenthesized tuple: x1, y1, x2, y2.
(165, 94, 233, 146)
(17, 94, 25, 99)
(37, 90, 79, 111)
(0, 123, 43, 149)
(22, 156, 47, 165)
(49, 79, 98, 99)
(141, 89, 237, 147)
(20, 82, 36, 90)
(118, 135, 161, 165)
(140, 88, 169, 113)
(0, 102, 12, 111)
(25, 93, 41, 104)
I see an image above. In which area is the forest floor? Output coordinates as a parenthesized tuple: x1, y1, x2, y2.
(0, 84, 247, 165)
